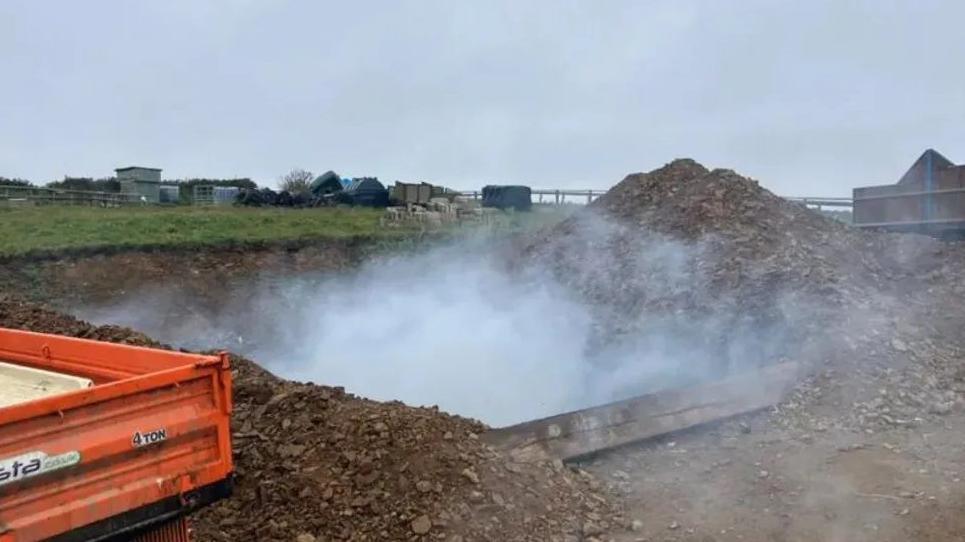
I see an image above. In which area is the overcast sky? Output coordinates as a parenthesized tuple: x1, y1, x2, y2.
(1, 1, 962, 196)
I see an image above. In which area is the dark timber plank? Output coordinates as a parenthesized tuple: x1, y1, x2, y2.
(482, 361, 801, 461)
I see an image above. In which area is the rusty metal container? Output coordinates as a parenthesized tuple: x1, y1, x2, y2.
(853, 149, 965, 237)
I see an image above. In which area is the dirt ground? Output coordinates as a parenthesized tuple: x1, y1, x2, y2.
(576, 264, 965, 542)
(584, 408, 965, 542)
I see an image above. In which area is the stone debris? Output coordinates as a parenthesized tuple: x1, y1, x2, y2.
(411, 515, 432, 535)
(519, 158, 965, 436)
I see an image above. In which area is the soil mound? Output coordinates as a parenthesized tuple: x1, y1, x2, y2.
(527, 159, 885, 306)
(0, 298, 624, 541)
(519, 159, 952, 375)
(0, 296, 159, 346)
(589, 159, 848, 242)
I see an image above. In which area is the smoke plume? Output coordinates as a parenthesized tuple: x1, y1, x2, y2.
(76, 221, 826, 426)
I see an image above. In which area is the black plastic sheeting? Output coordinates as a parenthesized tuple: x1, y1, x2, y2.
(337, 178, 389, 207)
(311, 171, 343, 196)
(235, 177, 389, 208)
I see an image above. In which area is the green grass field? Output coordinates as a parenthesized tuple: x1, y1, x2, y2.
(0, 206, 399, 257)
(0, 203, 579, 258)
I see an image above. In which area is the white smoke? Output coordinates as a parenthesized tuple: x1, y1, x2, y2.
(241, 247, 598, 425)
(75, 222, 827, 427)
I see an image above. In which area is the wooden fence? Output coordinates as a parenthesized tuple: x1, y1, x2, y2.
(0, 185, 141, 207)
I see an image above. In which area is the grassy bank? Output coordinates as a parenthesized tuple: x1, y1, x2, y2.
(0, 206, 402, 257)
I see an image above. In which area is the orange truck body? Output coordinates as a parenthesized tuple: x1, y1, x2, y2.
(0, 328, 233, 542)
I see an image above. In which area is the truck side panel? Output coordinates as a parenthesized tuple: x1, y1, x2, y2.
(0, 329, 232, 542)
(0, 328, 221, 384)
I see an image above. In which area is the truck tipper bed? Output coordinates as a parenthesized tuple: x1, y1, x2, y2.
(0, 327, 233, 542)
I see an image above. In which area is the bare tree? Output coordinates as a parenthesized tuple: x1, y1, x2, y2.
(280, 168, 314, 194)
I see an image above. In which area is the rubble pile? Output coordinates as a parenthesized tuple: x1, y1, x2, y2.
(520, 158, 965, 431)
(586, 159, 841, 240)
(527, 159, 943, 310)
(0, 298, 624, 542)
(770, 267, 965, 435)
(197, 360, 623, 542)
(520, 159, 955, 365)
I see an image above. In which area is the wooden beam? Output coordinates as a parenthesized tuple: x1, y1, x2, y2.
(482, 361, 800, 462)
